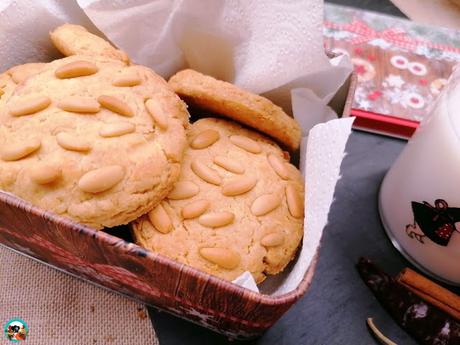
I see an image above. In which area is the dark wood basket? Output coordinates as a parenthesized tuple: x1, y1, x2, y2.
(0, 70, 356, 340)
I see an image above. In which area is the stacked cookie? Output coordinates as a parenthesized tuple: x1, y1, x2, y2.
(0, 24, 304, 283)
(0, 24, 189, 229)
(132, 117, 304, 283)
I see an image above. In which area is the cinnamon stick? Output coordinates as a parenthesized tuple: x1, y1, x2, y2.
(358, 258, 460, 344)
(396, 268, 460, 320)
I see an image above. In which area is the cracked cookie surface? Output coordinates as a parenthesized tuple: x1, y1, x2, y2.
(0, 55, 189, 229)
(132, 118, 304, 283)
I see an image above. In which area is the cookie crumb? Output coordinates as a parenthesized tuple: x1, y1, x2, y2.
(104, 335, 116, 343)
(137, 307, 148, 319)
(90, 305, 95, 313)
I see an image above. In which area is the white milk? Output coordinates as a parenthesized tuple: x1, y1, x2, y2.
(380, 69, 460, 284)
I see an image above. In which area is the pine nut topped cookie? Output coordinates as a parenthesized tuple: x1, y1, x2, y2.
(169, 69, 302, 151)
(0, 53, 189, 229)
(132, 118, 304, 283)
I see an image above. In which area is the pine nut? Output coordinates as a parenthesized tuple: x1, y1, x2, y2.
(267, 153, 290, 180)
(98, 95, 134, 117)
(198, 211, 235, 228)
(30, 164, 61, 184)
(148, 203, 173, 234)
(261, 233, 285, 247)
(286, 184, 304, 218)
(191, 160, 222, 185)
(229, 135, 261, 154)
(55, 61, 98, 79)
(221, 176, 257, 196)
(190, 129, 220, 149)
(1, 139, 41, 161)
(145, 99, 168, 130)
(99, 122, 135, 138)
(182, 200, 210, 219)
(10, 96, 51, 116)
(56, 132, 91, 152)
(199, 247, 240, 269)
(78, 165, 124, 193)
(58, 96, 100, 113)
(213, 155, 244, 174)
(168, 181, 200, 200)
(113, 71, 141, 87)
(9, 63, 46, 84)
(251, 194, 281, 216)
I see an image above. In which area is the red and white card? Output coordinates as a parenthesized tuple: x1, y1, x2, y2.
(324, 4, 460, 139)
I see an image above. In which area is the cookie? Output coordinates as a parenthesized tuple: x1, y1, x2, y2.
(50, 24, 129, 63)
(0, 71, 16, 108)
(7, 63, 47, 85)
(132, 118, 304, 283)
(0, 54, 189, 229)
(169, 69, 302, 151)
(0, 63, 46, 107)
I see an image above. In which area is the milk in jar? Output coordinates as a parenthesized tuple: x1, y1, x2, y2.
(380, 67, 460, 284)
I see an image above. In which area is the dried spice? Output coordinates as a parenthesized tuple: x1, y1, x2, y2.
(357, 258, 460, 345)
(366, 318, 397, 345)
(397, 268, 460, 320)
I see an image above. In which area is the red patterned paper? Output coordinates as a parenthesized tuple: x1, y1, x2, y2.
(325, 4, 460, 137)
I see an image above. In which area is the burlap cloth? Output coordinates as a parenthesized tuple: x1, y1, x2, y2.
(0, 246, 159, 344)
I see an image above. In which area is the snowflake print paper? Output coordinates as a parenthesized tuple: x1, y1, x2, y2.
(324, 3, 460, 134)
(384, 74, 405, 88)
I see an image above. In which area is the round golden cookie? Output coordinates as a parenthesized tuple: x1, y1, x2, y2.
(132, 118, 304, 283)
(168, 69, 302, 151)
(0, 54, 189, 229)
(50, 24, 129, 63)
